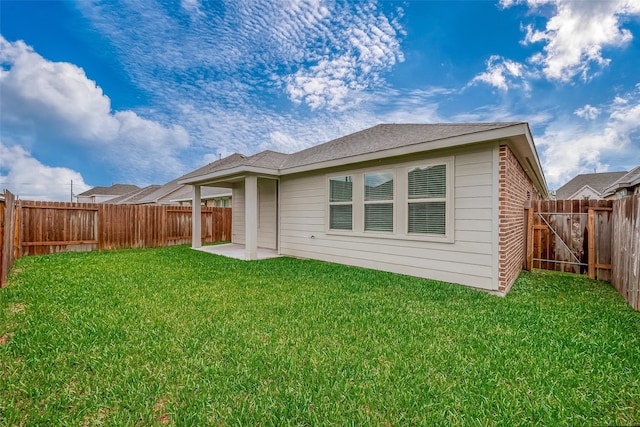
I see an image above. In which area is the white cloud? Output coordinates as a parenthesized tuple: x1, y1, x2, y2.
(574, 104, 600, 120)
(504, 0, 640, 82)
(181, 0, 205, 18)
(469, 55, 530, 91)
(0, 36, 189, 183)
(176, 102, 380, 159)
(0, 141, 91, 201)
(264, 131, 310, 154)
(284, 3, 405, 110)
(452, 106, 553, 128)
(175, 85, 448, 162)
(76, 1, 404, 113)
(286, 57, 357, 110)
(537, 86, 640, 187)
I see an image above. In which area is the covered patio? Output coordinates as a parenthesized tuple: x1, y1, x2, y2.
(193, 243, 281, 261)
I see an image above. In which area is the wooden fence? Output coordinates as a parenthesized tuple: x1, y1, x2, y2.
(0, 191, 231, 286)
(611, 195, 640, 310)
(525, 196, 640, 310)
(0, 191, 18, 287)
(524, 199, 613, 281)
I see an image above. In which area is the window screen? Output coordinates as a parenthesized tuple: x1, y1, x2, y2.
(329, 176, 353, 230)
(364, 172, 393, 232)
(408, 165, 446, 235)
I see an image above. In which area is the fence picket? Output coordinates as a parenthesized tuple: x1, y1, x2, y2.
(0, 199, 230, 259)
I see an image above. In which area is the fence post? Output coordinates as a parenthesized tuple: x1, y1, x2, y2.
(13, 201, 21, 260)
(588, 208, 595, 280)
(192, 186, 202, 248)
(525, 202, 534, 271)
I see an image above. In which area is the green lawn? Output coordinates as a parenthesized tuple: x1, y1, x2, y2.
(1, 246, 639, 426)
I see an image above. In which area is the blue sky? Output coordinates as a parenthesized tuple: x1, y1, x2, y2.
(1, 0, 640, 201)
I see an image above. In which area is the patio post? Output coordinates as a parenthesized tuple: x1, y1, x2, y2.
(245, 175, 258, 260)
(192, 184, 202, 248)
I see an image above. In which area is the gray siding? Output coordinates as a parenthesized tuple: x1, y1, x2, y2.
(258, 178, 277, 249)
(279, 146, 498, 290)
(232, 178, 278, 249)
(232, 182, 245, 245)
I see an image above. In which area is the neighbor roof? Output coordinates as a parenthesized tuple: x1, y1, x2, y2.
(77, 183, 140, 197)
(556, 171, 628, 199)
(132, 156, 243, 204)
(602, 166, 640, 196)
(169, 185, 232, 203)
(103, 185, 162, 204)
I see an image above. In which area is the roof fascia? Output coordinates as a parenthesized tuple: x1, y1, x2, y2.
(179, 166, 279, 185)
(504, 123, 549, 198)
(603, 175, 640, 196)
(568, 184, 599, 199)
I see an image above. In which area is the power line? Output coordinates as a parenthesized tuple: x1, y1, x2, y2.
(0, 182, 78, 186)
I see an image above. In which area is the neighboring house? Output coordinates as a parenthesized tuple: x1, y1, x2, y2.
(76, 184, 141, 203)
(170, 186, 231, 207)
(103, 185, 162, 204)
(602, 166, 640, 199)
(136, 171, 232, 206)
(555, 171, 627, 200)
(181, 123, 548, 295)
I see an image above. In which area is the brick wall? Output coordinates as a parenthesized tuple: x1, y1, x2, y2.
(498, 145, 542, 292)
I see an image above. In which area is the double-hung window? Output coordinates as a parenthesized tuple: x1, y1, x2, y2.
(364, 171, 394, 232)
(407, 164, 447, 235)
(329, 176, 353, 230)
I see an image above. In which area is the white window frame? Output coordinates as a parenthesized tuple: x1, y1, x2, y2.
(405, 158, 454, 242)
(363, 170, 395, 233)
(328, 175, 354, 231)
(325, 156, 454, 243)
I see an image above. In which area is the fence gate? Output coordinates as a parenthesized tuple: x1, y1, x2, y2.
(525, 200, 613, 281)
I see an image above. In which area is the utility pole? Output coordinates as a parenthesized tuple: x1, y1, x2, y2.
(71, 179, 73, 202)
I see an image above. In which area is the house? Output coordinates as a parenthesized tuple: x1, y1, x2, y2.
(103, 185, 162, 204)
(76, 184, 141, 203)
(555, 171, 627, 200)
(169, 186, 231, 207)
(180, 123, 548, 294)
(135, 171, 232, 206)
(602, 166, 640, 199)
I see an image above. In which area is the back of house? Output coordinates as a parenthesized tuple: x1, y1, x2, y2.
(182, 123, 548, 294)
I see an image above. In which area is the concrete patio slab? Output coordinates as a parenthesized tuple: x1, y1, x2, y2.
(193, 243, 281, 260)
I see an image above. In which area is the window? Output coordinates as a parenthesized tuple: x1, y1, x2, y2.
(326, 158, 452, 240)
(408, 164, 447, 235)
(329, 176, 353, 230)
(364, 171, 393, 232)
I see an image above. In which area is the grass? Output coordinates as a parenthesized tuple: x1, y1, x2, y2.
(1, 245, 639, 426)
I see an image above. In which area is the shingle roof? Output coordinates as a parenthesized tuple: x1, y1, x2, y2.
(179, 153, 248, 181)
(136, 179, 183, 204)
(556, 171, 628, 199)
(133, 154, 247, 204)
(104, 185, 162, 204)
(245, 150, 291, 169)
(602, 166, 640, 196)
(282, 123, 521, 169)
(77, 183, 140, 197)
(182, 123, 524, 181)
